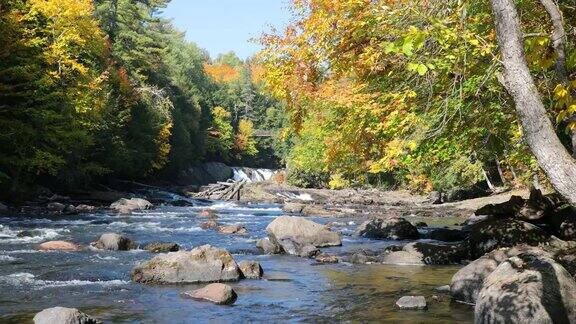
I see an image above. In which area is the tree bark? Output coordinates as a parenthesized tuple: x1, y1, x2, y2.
(490, 0, 576, 205)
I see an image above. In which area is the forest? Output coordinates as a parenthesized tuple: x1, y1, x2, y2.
(0, 0, 285, 200)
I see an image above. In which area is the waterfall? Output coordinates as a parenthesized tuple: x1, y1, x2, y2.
(231, 167, 277, 183)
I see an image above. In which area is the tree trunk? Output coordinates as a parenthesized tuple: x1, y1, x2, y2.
(490, 0, 576, 205)
(538, 0, 576, 157)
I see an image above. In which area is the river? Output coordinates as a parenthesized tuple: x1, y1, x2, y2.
(0, 194, 474, 323)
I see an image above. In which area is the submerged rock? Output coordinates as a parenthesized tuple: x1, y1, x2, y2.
(315, 253, 339, 263)
(468, 218, 550, 258)
(91, 233, 136, 251)
(38, 241, 82, 251)
(75, 204, 96, 213)
(47, 202, 66, 212)
(143, 242, 180, 253)
(110, 198, 152, 214)
(475, 252, 576, 323)
(201, 220, 219, 230)
(198, 208, 218, 219)
(238, 260, 263, 279)
(356, 217, 419, 240)
(395, 296, 427, 310)
(131, 245, 240, 284)
(218, 224, 247, 235)
(266, 216, 341, 248)
(33, 307, 99, 324)
(182, 283, 237, 305)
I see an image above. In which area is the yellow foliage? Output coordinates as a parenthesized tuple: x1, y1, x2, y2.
(204, 63, 241, 83)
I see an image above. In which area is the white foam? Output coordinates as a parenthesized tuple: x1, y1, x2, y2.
(0, 255, 18, 262)
(0, 225, 67, 243)
(0, 272, 130, 289)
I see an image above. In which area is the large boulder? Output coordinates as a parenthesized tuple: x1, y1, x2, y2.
(356, 217, 419, 240)
(38, 241, 82, 251)
(131, 245, 240, 284)
(426, 228, 467, 242)
(550, 205, 576, 241)
(468, 218, 550, 258)
(475, 252, 576, 323)
(110, 198, 152, 214)
(266, 216, 341, 248)
(91, 233, 136, 251)
(277, 238, 319, 257)
(182, 283, 237, 305)
(33, 307, 98, 324)
(238, 260, 263, 279)
(450, 246, 550, 305)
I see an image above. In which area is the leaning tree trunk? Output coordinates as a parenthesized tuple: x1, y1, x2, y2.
(490, 0, 576, 205)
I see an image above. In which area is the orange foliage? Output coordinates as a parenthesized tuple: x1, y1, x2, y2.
(204, 63, 240, 83)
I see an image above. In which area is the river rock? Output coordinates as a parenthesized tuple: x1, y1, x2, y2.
(143, 242, 180, 253)
(17, 230, 42, 238)
(395, 296, 427, 310)
(266, 216, 341, 248)
(345, 251, 377, 264)
(356, 217, 419, 240)
(549, 205, 576, 240)
(198, 208, 218, 219)
(201, 220, 219, 230)
(92, 233, 136, 251)
(435, 285, 451, 294)
(38, 241, 82, 251)
(315, 253, 339, 263)
(278, 238, 319, 257)
(468, 218, 550, 258)
(256, 237, 283, 254)
(75, 204, 96, 213)
(131, 245, 240, 284)
(238, 260, 263, 279)
(450, 246, 550, 304)
(380, 242, 467, 265)
(47, 202, 66, 212)
(426, 228, 467, 242)
(110, 198, 152, 214)
(283, 202, 305, 213)
(475, 252, 576, 323)
(218, 224, 247, 235)
(33, 307, 99, 324)
(182, 283, 237, 305)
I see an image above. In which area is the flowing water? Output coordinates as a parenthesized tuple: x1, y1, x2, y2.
(0, 195, 474, 323)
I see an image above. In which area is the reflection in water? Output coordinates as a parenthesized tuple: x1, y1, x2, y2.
(0, 200, 473, 323)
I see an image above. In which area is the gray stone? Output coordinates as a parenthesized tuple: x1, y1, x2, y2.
(266, 216, 341, 248)
(256, 238, 283, 254)
(468, 219, 550, 258)
(395, 296, 427, 310)
(110, 198, 152, 214)
(47, 202, 66, 212)
(33, 307, 99, 324)
(238, 260, 263, 279)
(475, 252, 576, 323)
(450, 246, 550, 305)
(278, 238, 319, 257)
(143, 242, 180, 253)
(92, 233, 136, 251)
(356, 217, 419, 240)
(131, 245, 240, 284)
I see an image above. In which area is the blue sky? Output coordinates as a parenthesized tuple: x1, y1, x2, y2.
(161, 1, 291, 60)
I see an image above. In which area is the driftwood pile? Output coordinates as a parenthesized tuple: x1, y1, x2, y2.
(191, 180, 246, 200)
